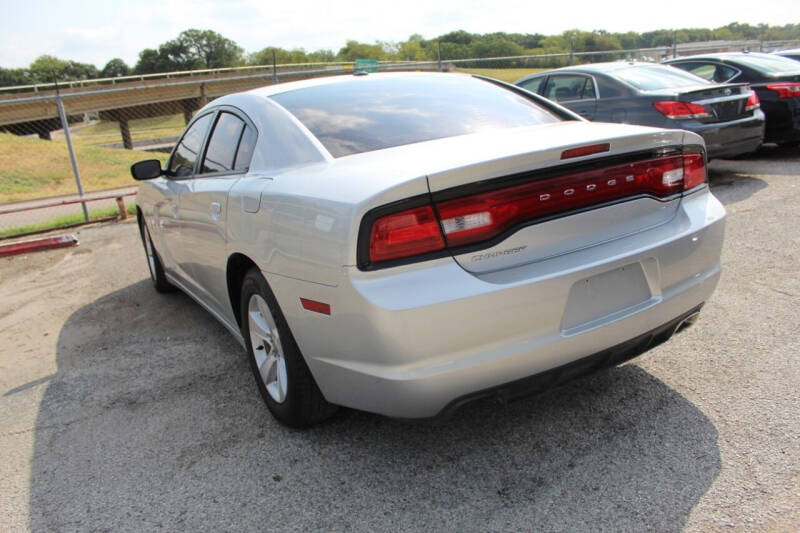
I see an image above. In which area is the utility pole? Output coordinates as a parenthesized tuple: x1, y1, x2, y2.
(569, 38, 574, 65)
(272, 49, 278, 83)
(672, 30, 678, 59)
(437, 41, 442, 72)
(54, 73, 89, 222)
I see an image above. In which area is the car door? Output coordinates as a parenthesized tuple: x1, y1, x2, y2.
(155, 112, 214, 280)
(177, 108, 258, 319)
(542, 74, 598, 120)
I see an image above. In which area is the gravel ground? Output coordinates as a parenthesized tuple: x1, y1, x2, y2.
(0, 146, 798, 532)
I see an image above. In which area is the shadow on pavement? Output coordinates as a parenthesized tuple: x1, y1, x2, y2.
(29, 279, 721, 531)
(707, 170, 767, 206)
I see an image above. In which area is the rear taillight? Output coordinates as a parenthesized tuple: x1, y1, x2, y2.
(683, 153, 707, 190)
(653, 101, 711, 120)
(368, 204, 445, 263)
(745, 90, 760, 111)
(362, 152, 707, 267)
(437, 154, 705, 248)
(766, 82, 800, 98)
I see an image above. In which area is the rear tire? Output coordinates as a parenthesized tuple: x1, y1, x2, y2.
(240, 267, 337, 427)
(139, 219, 175, 293)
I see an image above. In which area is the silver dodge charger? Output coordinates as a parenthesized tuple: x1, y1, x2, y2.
(132, 72, 725, 427)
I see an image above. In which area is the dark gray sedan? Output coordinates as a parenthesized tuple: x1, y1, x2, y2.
(516, 62, 765, 159)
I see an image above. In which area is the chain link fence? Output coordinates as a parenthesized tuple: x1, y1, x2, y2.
(1, 38, 798, 238)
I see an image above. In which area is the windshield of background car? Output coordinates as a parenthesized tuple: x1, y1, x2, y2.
(613, 65, 710, 90)
(270, 76, 560, 157)
(725, 54, 800, 74)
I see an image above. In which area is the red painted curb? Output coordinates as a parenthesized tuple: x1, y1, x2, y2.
(0, 234, 79, 258)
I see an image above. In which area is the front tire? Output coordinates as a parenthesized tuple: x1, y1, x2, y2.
(139, 219, 175, 293)
(240, 267, 336, 427)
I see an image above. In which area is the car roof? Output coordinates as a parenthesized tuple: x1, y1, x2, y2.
(775, 48, 800, 55)
(666, 52, 772, 62)
(516, 61, 668, 82)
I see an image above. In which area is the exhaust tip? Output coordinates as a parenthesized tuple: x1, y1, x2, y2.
(674, 311, 701, 335)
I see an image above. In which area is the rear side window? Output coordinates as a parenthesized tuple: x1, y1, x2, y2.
(518, 77, 545, 93)
(234, 126, 256, 171)
(544, 75, 596, 101)
(271, 76, 559, 158)
(679, 62, 739, 83)
(169, 113, 213, 177)
(202, 112, 245, 173)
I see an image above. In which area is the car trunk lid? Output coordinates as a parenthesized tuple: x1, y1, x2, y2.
(423, 123, 696, 274)
(675, 83, 753, 122)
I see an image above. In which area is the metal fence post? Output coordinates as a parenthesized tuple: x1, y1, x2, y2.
(672, 31, 678, 58)
(55, 96, 89, 222)
(437, 42, 442, 72)
(569, 38, 574, 65)
(272, 50, 278, 83)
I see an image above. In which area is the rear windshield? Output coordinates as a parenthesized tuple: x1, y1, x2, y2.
(613, 65, 710, 90)
(270, 75, 560, 157)
(726, 54, 800, 74)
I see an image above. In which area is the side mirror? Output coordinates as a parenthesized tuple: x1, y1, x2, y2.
(131, 159, 163, 181)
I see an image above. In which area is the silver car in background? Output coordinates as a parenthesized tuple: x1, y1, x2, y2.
(132, 73, 725, 427)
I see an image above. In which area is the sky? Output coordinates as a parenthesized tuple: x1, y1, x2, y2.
(1, 0, 797, 68)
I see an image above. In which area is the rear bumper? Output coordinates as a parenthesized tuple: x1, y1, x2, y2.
(685, 112, 765, 159)
(437, 303, 703, 419)
(270, 189, 726, 419)
(761, 98, 800, 143)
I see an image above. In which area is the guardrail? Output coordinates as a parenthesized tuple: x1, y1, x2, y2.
(0, 190, 137, 239)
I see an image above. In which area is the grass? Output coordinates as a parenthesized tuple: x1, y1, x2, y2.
(0, 133, 166, 203)
(74, 113, 187, 146)
(0, 202, 136, 238)
(457, 67, 548, 83)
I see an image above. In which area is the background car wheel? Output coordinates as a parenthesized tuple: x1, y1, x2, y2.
(139, 220, 175, 293)
(240, 267, 337, 427)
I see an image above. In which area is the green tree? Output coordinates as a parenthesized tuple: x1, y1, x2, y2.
(28, 55, 98, 83)
(134, 29, 243, 74)
(248, 47, 311, 65)
(0, 67, 31, 87)
(306, 49, 336, 62)
(100, 58, 130, 78)
(336, 40, 387, 61)
(177, 29, 243, 68)
(133, 48, 162, 74)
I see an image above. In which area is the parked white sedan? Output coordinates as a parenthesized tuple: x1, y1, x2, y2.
(133, 72, 725, 427)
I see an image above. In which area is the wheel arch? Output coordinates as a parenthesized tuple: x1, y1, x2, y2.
(226, 252, 260, 328)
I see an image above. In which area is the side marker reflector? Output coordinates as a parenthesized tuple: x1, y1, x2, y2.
(300, 298, 331, 315)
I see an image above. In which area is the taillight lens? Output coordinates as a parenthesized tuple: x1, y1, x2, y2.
(368, 204, 445, 263)
(653, 101, 711, 120)
(437, 154, 706, 248)
(745, 90, 760, 111)
(683, 153, 707, 190)
(363, 153, 707, 266)
(766, 82, 800, 98)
